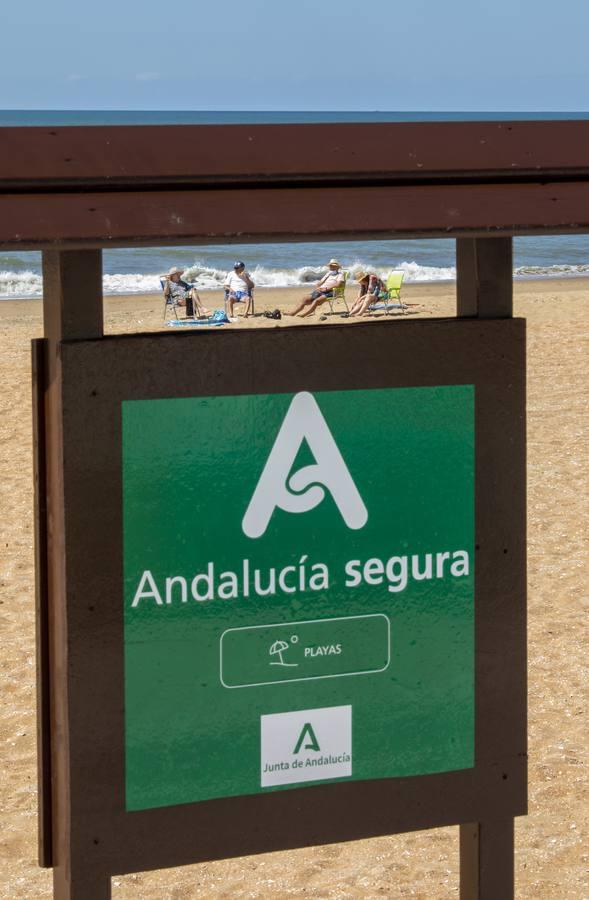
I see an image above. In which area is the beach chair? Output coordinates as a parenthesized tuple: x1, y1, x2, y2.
(224, 289, 255, 317)
(161, 277, 197, 321)
(369, 271, 406, 315)
(162, 277, 179, 321)
(327, 270, 349, 314)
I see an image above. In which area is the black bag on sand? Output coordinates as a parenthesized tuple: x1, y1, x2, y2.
(264, 309, 282, 320)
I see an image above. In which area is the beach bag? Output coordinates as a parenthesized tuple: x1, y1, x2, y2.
(264, 308, 282, 320)
(211, 308, 230, 324)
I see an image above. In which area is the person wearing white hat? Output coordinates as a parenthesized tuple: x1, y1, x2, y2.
(287, 259, 345, 317)
(163, 266, 209, 318)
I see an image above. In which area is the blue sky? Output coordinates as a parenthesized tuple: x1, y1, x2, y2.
(1, 0, 588, 110)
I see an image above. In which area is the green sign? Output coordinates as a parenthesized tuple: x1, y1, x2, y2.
(123, 386, 474, 811)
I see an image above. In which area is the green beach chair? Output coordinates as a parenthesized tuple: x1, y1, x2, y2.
(327, 270, 349, 314)
(386, 271, 405, 304)
(369, 271, 406, 315)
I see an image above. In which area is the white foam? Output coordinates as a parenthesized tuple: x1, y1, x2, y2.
(2, 261, 589, 299)
(102, 273, 163, 294)
(0, 270, 43, 297)
(373, 261, 457, 282)
(514, 263, 589, 277)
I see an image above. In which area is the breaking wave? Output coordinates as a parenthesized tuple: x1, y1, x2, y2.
(2, 261, 589, 299)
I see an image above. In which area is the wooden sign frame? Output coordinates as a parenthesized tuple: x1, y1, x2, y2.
(7, 117, 573, 897)
(33, 317, 526, 899)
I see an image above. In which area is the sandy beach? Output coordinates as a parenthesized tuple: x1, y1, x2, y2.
(1, 278, 587, 897)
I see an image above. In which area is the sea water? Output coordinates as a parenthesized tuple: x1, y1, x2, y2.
(2, 110, 589, 126)
(2, 237, 589, 299)
(1, 110, 588, 298)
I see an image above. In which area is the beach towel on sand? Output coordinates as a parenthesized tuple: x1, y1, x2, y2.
(166, 309, 229, 327)
(369, 301, 406, 311)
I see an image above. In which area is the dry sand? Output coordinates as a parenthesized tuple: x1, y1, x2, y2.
(1, 280, 587, 898)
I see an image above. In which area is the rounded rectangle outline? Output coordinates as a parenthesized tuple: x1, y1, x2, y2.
(219, 613, 391, 689)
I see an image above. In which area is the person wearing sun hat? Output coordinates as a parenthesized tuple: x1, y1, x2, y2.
(348, 268, 388, 317)
(163, 266, 209, 318)
(224, 260, 255, 318)
(287, 258, 345, 317)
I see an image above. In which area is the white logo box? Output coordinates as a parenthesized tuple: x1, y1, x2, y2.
(261, 705, 352, 787)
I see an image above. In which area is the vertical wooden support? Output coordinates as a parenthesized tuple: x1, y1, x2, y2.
(460, 820, 515, 900)
(32, 338, 52, 867)
(456, 238, 513, 318)
(40, 251, 110, 899)
(42, 250, 104, 341)
(457, 236, 515, 899)
(53, 863, 112, 900)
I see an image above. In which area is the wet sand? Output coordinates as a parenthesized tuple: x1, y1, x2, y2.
(1, 279, 587, 897)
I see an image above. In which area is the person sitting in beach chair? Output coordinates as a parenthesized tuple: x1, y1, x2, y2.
(163, 266, 209, 319)
(287, 259, 345, 317)
(224, 261, 255, 317)
(348, 270, 389, 317)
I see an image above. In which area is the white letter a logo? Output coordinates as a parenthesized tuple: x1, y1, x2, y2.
(242, 392, 368, 538)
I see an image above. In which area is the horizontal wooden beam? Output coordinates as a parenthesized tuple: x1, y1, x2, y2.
(2, 120, 589, 189)
(2, 181, 589, 249)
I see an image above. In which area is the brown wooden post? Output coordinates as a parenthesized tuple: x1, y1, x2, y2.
(456, 238, 513, 318)
(32, 338, 52, 867)
(41, 251, 110, 899)
(42, 250, 104, 340)
(457, 235, 515, 899)
(460, 820, 515, 899)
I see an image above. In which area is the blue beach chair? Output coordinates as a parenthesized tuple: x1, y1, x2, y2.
(224, 288, 255, 317)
